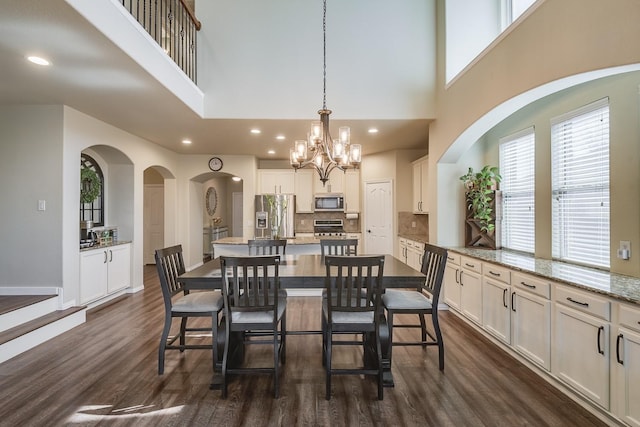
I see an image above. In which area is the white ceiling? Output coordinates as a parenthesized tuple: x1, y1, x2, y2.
(0, 0, 432, 159)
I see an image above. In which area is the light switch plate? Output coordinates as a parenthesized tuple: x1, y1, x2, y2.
(38, 200, 46, 211)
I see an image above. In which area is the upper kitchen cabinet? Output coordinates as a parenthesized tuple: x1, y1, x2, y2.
(344, 170, 360, 213)
(313, 169, 344, 194)
(412, 156, 428, 214)
(258, 169, 295, 194)
(294, 169, 314, 213)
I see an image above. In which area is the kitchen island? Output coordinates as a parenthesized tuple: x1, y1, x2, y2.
(212, 237, 322, 257)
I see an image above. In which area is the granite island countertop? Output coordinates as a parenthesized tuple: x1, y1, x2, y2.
(214, 237, 322, 245)
(80, 240, 132, 252)
(447, 247, 640, 305)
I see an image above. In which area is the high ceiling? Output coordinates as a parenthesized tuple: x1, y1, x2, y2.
(0, 0, 431, 159)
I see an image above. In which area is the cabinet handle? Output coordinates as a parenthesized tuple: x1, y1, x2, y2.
(459, 270, 464, 286)
(489, 270, 501, 277)
(109, 250, 113, 262)
(520, 281, 536, 289)
(447, 256, 455, 262)
(597, 326, 604, 355)
(455, 269, 460, 284)
(464, 263, 475, 268)
(511, 291, 516, 312)
(103, 251, 108, 263)
(567, 297, 589, 308)
(502, 288, 508, 308)
(616, 334, 624, 365)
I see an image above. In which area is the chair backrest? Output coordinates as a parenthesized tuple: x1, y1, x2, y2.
(220, 255, 281, 317)
(324, 255, 385, 319)
(320, 238, 358, 256)
(247, 239, 287, 255)
(419, 243, 448, 306)
(155, 245, 187, 304)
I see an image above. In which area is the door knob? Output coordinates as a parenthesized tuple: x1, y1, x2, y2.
(367, 229, 371, 233)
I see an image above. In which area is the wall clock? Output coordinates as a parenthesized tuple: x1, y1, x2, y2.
(206, 186, 218, 216)
(208, 157, 223, 171)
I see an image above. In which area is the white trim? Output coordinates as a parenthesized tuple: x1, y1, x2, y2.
(0, 287, 61, 296)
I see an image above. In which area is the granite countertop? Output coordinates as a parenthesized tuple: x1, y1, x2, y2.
(447, 247, 640, 306)
(214, 237, 321, 245)
(80, 240, 131, 252)
(398, 234, 429, 244)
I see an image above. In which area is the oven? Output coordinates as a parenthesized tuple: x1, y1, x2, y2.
(313, 219, 345, 237)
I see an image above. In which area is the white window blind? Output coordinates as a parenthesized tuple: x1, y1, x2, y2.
(500, 127, 535, 253)
(551, 98, 610, 268)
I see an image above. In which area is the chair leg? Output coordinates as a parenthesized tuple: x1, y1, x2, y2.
(212, 312, 218, 374)
(419, 313, 427, 347)
(158, 314, 172, 375)
(281, 311, 286, 365)
(386, 311, 395, 365)
(325, 326, 332, 400)
(273, 323, 280, 399)
(179, 317, 188, 351)
(375, 325, 384, 400)
(221, 317, 230, 399)
(432, 311, 445, 371)
(321, 314, 327, 366)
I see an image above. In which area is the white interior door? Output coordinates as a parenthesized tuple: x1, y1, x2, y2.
(144, 184, 164, 264)
(363, 180, 393, 255)
(232, 191, 243, 237)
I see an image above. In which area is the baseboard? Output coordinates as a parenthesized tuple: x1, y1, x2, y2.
(0, 287, 61, 296)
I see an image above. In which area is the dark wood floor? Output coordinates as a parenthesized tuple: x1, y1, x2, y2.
(0, 266, 609, 426)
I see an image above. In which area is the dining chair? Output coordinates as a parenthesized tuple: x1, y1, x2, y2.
(381, 243, 448, 370)
(219, 255, 287, 398)
(155, 245, 223, 375)
(320, 238, 358, 256)
(322, 255, 385, 400)
(247, 239, 287, 255)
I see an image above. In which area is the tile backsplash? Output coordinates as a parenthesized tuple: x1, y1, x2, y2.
(398, 211, 428, 238)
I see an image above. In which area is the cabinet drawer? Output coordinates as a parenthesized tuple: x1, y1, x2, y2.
(513, 272, 550, 299)
(483, 263, 511, 285)
(461, 256, 482, 274)
(411, 240, 424, 250)
(618, 304, 640, 332)
(446, 252, 460, 266)
(555, 286, 610, 321)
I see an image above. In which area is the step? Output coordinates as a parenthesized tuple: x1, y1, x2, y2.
(0, 295, 59, 334)
(0, 306, 86, 364)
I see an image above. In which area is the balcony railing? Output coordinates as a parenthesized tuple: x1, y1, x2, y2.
(119, 0, 200, 83)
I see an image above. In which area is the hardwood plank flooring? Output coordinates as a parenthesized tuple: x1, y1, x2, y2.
(0, 266, 610, 426)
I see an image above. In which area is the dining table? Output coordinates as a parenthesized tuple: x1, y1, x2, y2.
(178, 253, 426, 388)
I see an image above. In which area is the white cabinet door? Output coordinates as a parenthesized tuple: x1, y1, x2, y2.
(259, 170, 295, 194)
(294, 170, 314, 212)
(460, 268, 482, 324)
(344, 170, 360, 213)
(483, 278, 511, 344)
(512, 289, 551, 370)
(80, 249, 108, 304)
(398, 238, 408, 264)
(412, 157, 428, 214)
(554, 304, 610, 409)
(443, 254, 461, 310)
(107, 244, 131, 293)
(313, 169, 344, 194)
(614, 326, 640, 426)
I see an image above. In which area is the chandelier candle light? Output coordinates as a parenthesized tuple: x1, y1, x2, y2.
(290, 0, 362, 186)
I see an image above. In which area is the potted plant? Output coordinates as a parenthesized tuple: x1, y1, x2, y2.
(459, 165, 501, 233)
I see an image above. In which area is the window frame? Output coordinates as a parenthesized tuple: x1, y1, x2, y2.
(80, 154, 105, 227)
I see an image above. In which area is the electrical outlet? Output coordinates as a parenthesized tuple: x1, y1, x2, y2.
(411, 221, 416, 228)
(618, 241, 631, 260)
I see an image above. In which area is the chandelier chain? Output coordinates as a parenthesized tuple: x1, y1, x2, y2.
(322, 0, 327, 111)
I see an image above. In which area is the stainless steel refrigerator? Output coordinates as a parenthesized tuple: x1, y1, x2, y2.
(255, 194, 296, 239)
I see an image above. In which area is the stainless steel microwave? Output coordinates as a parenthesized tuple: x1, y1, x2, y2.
(314, 194, 344, 212)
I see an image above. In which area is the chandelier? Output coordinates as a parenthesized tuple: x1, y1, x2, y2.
(289, 0, 362, 186)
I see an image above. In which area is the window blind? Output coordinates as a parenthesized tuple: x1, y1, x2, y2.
(551, 98, 610, 268)
(500, 127, 535, 253)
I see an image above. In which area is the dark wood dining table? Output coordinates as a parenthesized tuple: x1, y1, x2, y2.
(178, 254, 426, 387)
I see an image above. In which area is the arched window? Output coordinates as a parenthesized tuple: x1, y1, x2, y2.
(80, 154, 104, 226)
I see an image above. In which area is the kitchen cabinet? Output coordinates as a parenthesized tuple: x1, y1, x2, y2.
(553, 286, 611, 409)
(344, 170, 360, 213)
(258, 169, 295, 194)
(482, 263, 512, 345)
(412, 156, 428, 214)
(294, 170, 314, 212)
(398, 238, 408, 264)
(613, 304, 640, 426)
(313, 169, 344, 194)
(511, 272, 551, 370)
(80, 243, 131, 304)
(407, 239, 424, 272)
(443, 252, 461, 310)
(459, 256, 482, 325)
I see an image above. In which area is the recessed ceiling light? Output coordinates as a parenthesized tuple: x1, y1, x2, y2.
(267, 150, 276, 155)
(276, 135, 285, 140)
(27, 56, 50, 66)
(232, 176, 242, 182)
(182, 139, 192, 145)
(368, 128, 379, 134)
(250, 129, 261, 134)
